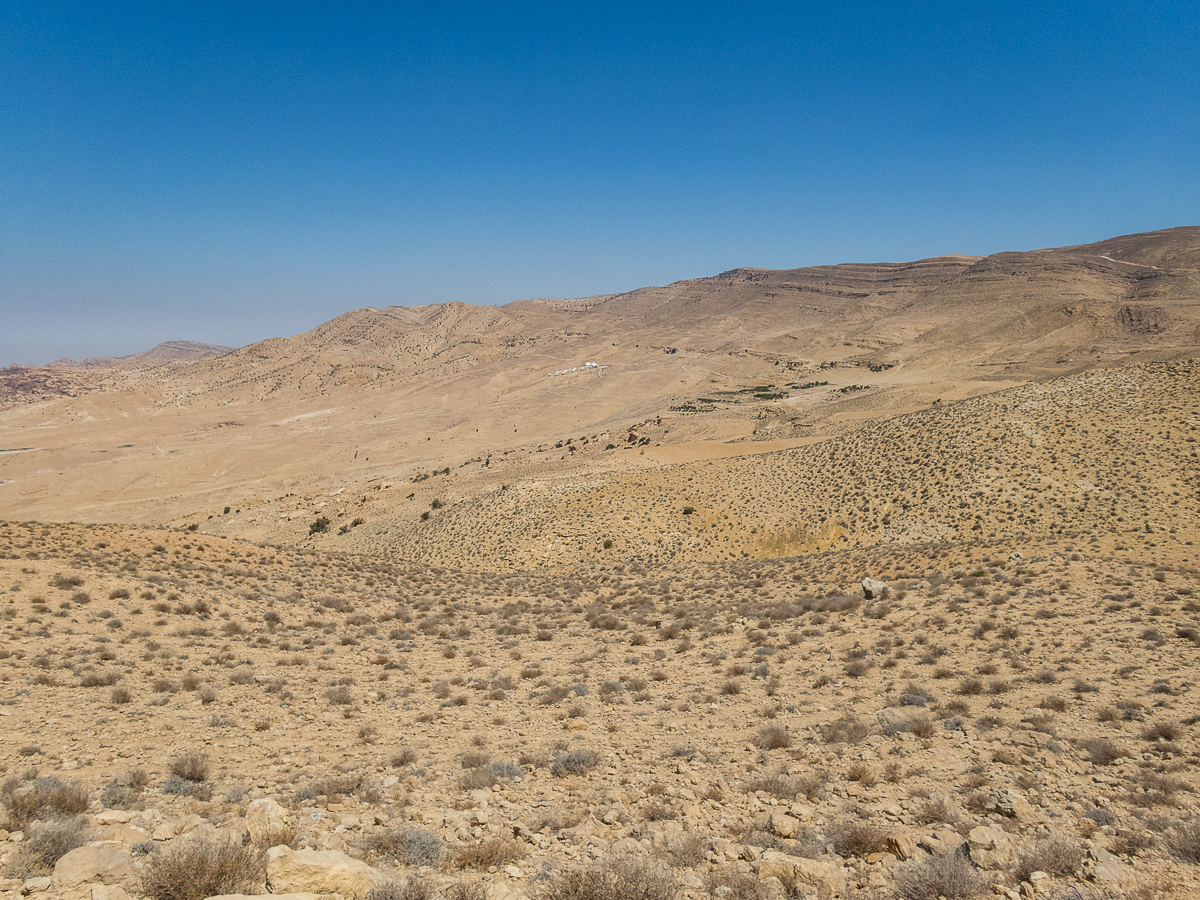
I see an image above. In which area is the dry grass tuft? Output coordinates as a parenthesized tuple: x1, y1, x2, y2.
(167, 750, 211, 783)
(140, 835, 266, 900)
(452, 837, 526, 870)
(1013, 833, 1084, 883)
(893, 850, 988, 899)
(535, 855, 676, 900)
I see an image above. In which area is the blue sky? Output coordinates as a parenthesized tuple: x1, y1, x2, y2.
(3, 2, 1198, 365)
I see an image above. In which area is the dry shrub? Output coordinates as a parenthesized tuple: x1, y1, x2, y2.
(368, 876, 436, 900)
(253, 820, 298, 850)
(957, 677, 985, 696)
(893, 849, 987, 899)
(1142, 721, 1183, 742)
(915, 796, 958, 825)
(452, 837, 525, 870)
(551, 750, 597, 777)
(846, 762, 876, 786)
(702, 871, 771, 900)
(823, 716, 869, 744)
(390, 748, 418, 767)
(363, 827, 444, 867)
(1168, 819, 1200, 864)
(909, 716, 936, 738)
(1110, 829, 1156, 857)
(6, 817, 93, 877)
(531, 808, 586, 833)
(828, 819, 889, 858)
(744, 771, 802, 800)
(535, 855, 676, 900)
(140, 835, 265, 900)
(326, 685, 353, 705)
(459, 750, 491, 770)
(642, 801, 678, 822)
(101, 769, 149, 810)
(754, 726, 792, 750)
(445, 882, 488, 900)
(1083, 738, 1126, 766)
(664, 834, 706, 868)
(0, 776, 90, 828)
(168, 751, 210, 782)
(1013, 833, 1084, 883)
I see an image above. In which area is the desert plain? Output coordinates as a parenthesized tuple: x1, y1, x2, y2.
(1, 227, 1199, 900)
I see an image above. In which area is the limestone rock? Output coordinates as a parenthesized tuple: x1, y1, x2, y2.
(92, 811, 132, 826)
(987, 789, 1034, 820)
(50, 846, 135, 893)
(86, 886, 131, 900)
(246, 798, 291, 847)
(485, 883, 526, 900)
(756, 850, 847, 897)
(93, 824, 149, 845)
(967, 824, 1017, 871)
(769, 813, 800, 838)
(1021, 871, 1050, 896)
(1088, 846, 1126, 884)
(876, 707, 914, 733)
(266, 846, 380, 897)
(886, 833, 917, 860)
(861, 577, 889, 599)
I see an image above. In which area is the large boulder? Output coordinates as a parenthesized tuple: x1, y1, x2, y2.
(756, 850, 847, 898)
(987, 789, 1035, 820)
(968, 824, 1018, 871)
(861, 577, 889, 599)
(769, 813, 801, 839)
(246, 798, 291, 846)
(266, 846, 380, 897)
(50, 845, 135, 893)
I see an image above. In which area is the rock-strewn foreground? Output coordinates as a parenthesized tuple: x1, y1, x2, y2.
(1, 523, 1199, 899)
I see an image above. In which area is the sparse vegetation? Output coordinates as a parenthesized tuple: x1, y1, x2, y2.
(140, 834, 266, 900)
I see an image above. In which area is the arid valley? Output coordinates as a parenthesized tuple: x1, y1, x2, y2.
(2, 227, 1200, 900)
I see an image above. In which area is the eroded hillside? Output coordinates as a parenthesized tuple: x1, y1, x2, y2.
(2, 227, 1198, 549)
(333, 359, 1200, 571)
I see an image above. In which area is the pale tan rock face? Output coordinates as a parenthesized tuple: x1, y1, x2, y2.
(246, 797, 291, 847)
(969, 824, 1019, 870)
(50, 846, 135, 892)
(265, 847, 381, 896)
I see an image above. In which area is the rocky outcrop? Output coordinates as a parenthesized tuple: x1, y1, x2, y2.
(50, 845, 135, 893)
(247, 797, 291, 847)
(266, 846, 381, 896)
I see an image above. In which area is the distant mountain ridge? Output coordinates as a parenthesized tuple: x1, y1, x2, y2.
(2, 225, 1198, 549)
(42, 340, 233, 369)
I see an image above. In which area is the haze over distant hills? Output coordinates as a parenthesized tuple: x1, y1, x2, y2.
(36, 340, 234, 369)
(1, 226, 1198, 570)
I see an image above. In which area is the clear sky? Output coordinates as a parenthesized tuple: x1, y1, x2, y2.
(3, 2, 1198, 365)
